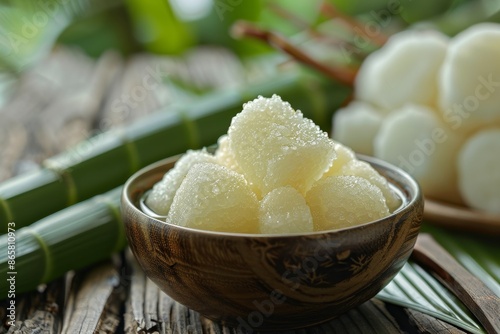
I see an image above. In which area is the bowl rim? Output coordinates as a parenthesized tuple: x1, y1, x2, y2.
(122, 152, 422, 238)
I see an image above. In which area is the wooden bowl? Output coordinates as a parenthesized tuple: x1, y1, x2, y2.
(121, 154, 423, 331)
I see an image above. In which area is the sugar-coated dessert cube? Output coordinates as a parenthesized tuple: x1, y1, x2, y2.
(146, 149, 217, 215)
(215, 135, 243, 174)
(228, 95, 336, 195)
(167, 163, 259, 233)
(339, 160, 401, 212)
(322, 140, 356, 177)
(259, 186, 313, 234)
(306, 175, 390, 231)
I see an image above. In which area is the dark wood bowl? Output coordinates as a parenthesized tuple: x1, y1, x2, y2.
(121, 154, 423, 331)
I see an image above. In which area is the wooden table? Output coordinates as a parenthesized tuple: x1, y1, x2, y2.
(0, 48, 470, 334)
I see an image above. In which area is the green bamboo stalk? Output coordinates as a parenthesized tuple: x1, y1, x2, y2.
(0, 187, 124, 298)
(0, 169, 70, 232)
(0, 68, 351, 233)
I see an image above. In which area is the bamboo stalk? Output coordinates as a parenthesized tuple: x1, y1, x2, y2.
(0, 187, 124, 298)
(0, 169, 70, 232)
(0, 69, 352, 233)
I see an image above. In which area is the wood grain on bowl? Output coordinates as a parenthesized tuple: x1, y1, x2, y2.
(121, 155, 423, 330)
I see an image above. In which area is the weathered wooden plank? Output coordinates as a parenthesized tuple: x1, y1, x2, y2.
(0, 48, 122, 181)
(143, 278, 160, 331)
(124, 297, 139, 334)
(94, 285, 123, 333)
(61, 262, 120, 334)
(125, 251, 147, 332)
(406, 308, 467, 334)
(171, 297, 204, 334)
(4, 278, 65, 334)
(34, 50, 122, 156)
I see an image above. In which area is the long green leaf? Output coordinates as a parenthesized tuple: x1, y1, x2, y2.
(378, 262, 485, 334)
(424, 224, 500, 296)
(377, 223, 500, 334)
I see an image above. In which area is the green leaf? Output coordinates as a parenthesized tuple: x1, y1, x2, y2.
(399, 0, 454, 23)
(0, 0, 122, 72)
(326, 0, 392, 16)
(423, 224, 500, 296)
(259, 0, 323, 36)
(377, 223, 500, 334)
(186, 0, 269, 57)
(378, 262, 486, 334)
(125, 0, 194, 55)
(418, 0, 500, 36)
(56, 8, 138, 58)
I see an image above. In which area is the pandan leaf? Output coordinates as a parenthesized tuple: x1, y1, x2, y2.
(378, 224, 499, 334)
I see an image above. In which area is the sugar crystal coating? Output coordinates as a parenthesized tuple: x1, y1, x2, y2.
(146, 149, 217, 215)
(321, 142, 400, 212)
(215, 135, 243, 174)
(259, 186, 313, 234)
(215, 134, 262, 197)
(322, 141, 356, 177)
(167, 163, 259, 233)
(228, 95, 336, 195)
(146, 95, 397, 234)
(338, 160, 401, 212)
(306, 175, 390, 231)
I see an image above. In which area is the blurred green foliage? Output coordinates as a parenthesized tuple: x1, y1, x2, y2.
(0, 0, 122, 72)
(399, 0, 455, 23)
(125, 0, 194, 55)
(58, 6, 139, 58)
(1, 0, 500, 76)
